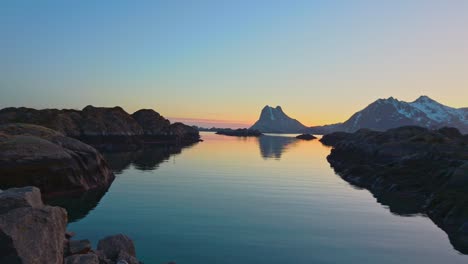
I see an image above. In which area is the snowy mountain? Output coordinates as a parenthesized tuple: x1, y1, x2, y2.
(310, 96, 468, 134)
(250, 105, 308, 133)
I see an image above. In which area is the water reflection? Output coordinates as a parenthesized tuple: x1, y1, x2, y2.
(46, 186, 110, 223)
(103, 142, 198, 173)
(257, 135, 298, 159)
(48, 142, 198, 222)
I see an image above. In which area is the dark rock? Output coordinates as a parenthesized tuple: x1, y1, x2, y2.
(296, 133, 316, 140)
(97, 234, 136, 261)
(322, 126, 468, 253)
(168, 122, 201, 142)
(0, 187, 67, 264)
(69, 239, 92, 255)
(64, 253, 99, 264)
(65, 231, 76, 239)
(0, 186, 43, 214)
(0, 106, 200, 146)
(0, 123, 115, 195)
(131, 109, 170, 135)
(216, 128, 262, 137)
(117, 250, 140, 264)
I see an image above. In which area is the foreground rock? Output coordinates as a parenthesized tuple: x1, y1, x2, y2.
(0, 106, 200, 149)
(295, 134, 316, 140)
(0, 186, 67, 264)
(321, 126, 468, 253)
(0, 187, 143, 264)
(0, 123, 114, 196)
(215, 128, 262, 137)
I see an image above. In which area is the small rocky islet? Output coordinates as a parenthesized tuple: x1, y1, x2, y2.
(321, 126, 468, 253)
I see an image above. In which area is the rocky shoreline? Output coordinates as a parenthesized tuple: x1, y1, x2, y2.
(0, 186, 143, 264)
(0, 106, 200, 150)
(0, 124, 115, 196)
(321, 126, 468, 253)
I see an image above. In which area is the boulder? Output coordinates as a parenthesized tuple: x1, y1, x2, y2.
(131, 109, 170, 135)
(64, 253, 99, 264)
(0, 124, 115, 195)
(69, 239, 92, 255)
(0, 186, 43, 214)
(97, 234, 136, 261)
(0, 187, 67, 264)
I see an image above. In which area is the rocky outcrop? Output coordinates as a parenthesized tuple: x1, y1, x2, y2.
(0, 106, 200, 146)
(97, 234, 137, 262)
(295, 134, 316, 140)
(0, 187, 143, 264)
(0, 187, 68, 264)
(321, 126, 468, 253)
(0, 124, 114, 196)
(131, 109, 170, 135)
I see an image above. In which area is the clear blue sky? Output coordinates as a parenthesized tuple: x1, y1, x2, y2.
(1, 0, 467, 127)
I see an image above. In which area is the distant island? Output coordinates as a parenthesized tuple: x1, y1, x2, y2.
(215, 128, 262, 137)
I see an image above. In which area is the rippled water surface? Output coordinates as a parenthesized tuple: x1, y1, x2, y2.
(66, 132, 468, 263)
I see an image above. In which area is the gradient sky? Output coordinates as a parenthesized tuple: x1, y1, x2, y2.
(1, 0, 467, 127)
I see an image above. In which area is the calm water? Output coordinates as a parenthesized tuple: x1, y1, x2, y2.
(66, 132, 468, 263)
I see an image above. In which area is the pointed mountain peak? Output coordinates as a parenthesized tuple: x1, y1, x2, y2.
(414, 95, 436, 103)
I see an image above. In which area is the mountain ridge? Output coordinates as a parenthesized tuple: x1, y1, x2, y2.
(310, 96, 468, 134)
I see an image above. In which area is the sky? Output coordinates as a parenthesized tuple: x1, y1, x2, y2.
(1, 0, 467, 128)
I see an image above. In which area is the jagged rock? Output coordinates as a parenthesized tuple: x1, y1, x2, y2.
(0, 187, 67, 264)
(97, 234, 136, 261)
(64, 253, 99, 264)
(69, 239, 92, 255)
(0, 124, 115, 195)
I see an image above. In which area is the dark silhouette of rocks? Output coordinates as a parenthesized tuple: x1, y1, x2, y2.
(0, 106, 201, 149)
(131, 109, 170, 135)
(310, 96, 468, 134)
(216, 128, 262, 137)
(0, 124, 114, 196)
(296, 133, 316, 140)
(250, 105, 307, 133)
(321, 126, 468, 253)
